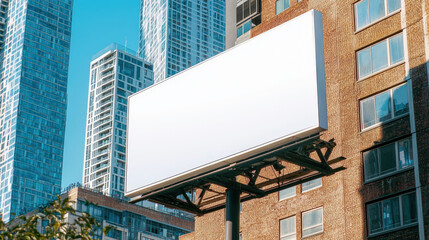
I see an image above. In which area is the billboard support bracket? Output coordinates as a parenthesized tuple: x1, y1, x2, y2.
(130, 136, 346, 217)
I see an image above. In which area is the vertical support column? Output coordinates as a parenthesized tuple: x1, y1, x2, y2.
(225, 0, 237, 49)
(225, 188, 240, 240)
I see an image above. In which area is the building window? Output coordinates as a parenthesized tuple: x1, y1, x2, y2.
(357, 33, 404, 79)
(363, 137, 413, 181)
(302, 178, 322, 192)
(276, 0, 290, 15)
(279, 186, 296, 201)
(302, 208, 323, 237)
(355, 0, 401, 30)
(237, 20, 253, 38)
(236, 0, 259, 24)
(367, 192, 417, 235)
(360, 83, 408, 130)
(280, 216, 296, 240)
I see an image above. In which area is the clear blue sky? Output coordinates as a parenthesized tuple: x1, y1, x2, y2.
(62, 0, 140, 188)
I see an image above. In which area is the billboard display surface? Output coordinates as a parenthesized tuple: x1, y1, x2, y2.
(126, 10, 326, 198)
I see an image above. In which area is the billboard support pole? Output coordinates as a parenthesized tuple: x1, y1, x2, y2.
(225, 187, 240, 240)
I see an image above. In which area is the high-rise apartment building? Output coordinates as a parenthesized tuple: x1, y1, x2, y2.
(82, 43, 154, 200)
(0, 0, 73, 222)
(180, 0, 429, 240)
(138, 0, 226, 83)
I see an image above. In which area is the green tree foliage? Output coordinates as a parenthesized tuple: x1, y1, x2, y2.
(0, 196, 112, 240)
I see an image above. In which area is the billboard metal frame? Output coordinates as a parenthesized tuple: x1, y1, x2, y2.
(130, 135, 345, 215)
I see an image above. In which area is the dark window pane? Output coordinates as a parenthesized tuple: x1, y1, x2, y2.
(236, 4, 243, 23)
(369, 0, 385, 22)
(364, 149, 379, 180)
(398, 138, 413, 168)
(355, 0, 370, 29)
(402, 193, 417, 225)
(379, 143, 396, 174)
(243, 0, 250, 19)
(250, 0, 257, 15)
(383, 197, 401, 230)
(375, 91, 391, 123)
(393, 84, 408, 117)
(368, 202, 383, 234)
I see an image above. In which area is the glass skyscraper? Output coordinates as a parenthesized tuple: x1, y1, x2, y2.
(139, 0, 226, 83)
(82, 43, 154, 200)
(0, 0, 73, 222)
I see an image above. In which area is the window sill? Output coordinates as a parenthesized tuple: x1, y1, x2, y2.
(279, 195, 296, 202)
(364, 166, 414, 184)
(354, 10, 401, 34)
(357, 61, 405, 82)
(302, 231, 323, 239)
(367, 223, 418, 239)
(360, 113, 409, 133)
(301, 185, 322, 194)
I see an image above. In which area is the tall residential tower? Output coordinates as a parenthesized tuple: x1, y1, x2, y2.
(138, 0, 226, 83)
(0, 0, 73, 222)
(82, 44, 154, 199)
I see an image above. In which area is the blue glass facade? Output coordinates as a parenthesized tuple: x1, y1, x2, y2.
(139, 0, 226, 83)
(0, 0, 73, 222)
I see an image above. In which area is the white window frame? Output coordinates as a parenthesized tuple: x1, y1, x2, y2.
(279, 186, 296, 201)
(301, 178, 322, 193)
(280, 215, 296, 240)
(360, 83, 409, 131)
(367, 192, 418, 236)
(357, 33, 405, 80)
(302, 207, 323, 238)
(354, 0, 402, 32)
(363, 137, 413, 182)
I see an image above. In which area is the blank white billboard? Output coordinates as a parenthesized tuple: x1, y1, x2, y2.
(126, 10, 326, 198)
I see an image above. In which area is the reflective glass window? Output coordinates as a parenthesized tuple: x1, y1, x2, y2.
(302, 208, 323, 237)
(367, 193, 417, 235)
(355, 0, 401, 30)
(360, 83, 408, 129)
(280, 216, 296, 240)
(363, 137, 413, 181)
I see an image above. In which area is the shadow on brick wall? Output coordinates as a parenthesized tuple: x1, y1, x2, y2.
(358, 62, 429, 240)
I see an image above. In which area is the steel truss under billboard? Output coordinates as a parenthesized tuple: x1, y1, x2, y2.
(130, 134, 345, 215)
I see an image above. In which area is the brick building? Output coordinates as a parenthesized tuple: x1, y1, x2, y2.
(180, 0, 429, 239)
